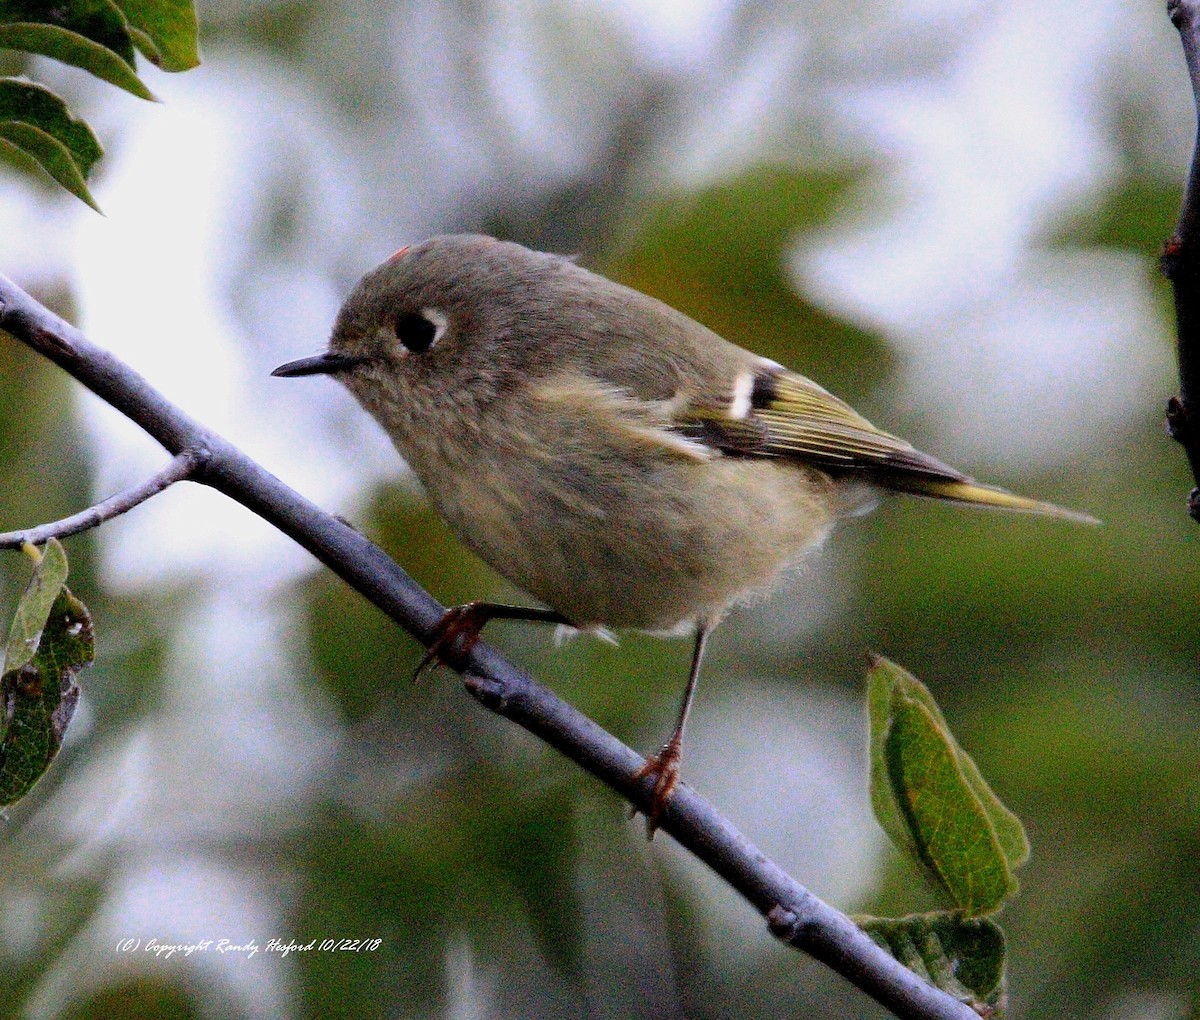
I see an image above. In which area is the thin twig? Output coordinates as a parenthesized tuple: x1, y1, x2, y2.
(0, 276, 978, 1020)
(1163, 0, 1200, 520)
(0, 448, 207, 549)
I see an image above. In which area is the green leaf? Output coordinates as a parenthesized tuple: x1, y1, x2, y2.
(2, 538, 69, 676)
(0, 0, 137, 61)
(856, 912, 1007, 1014)
(868, 656, 1028, 915)
(0, 77, 102, 208)
(110, 0, 198, 71)
(0, 540, 94, 806)
(0, 3, 157, 100)
(868, 658, 918, 862)
(888, 696, 1014, 914)
(0, 24, 154, 100)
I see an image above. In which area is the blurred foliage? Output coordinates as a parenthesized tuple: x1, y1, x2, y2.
(289, 781, 585, 1019)
(0, 866, 108, 1013)
(1051, 173, 1181, 326)
(0, 325, 96, 613)
(605, 165, 896, 400)
(1055, 175, 1182, 254)
(63, 979, 201, 1020)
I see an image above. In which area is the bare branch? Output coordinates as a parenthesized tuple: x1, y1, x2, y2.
(1164, 0, 1200, 519)
(0, 275, 978, 1020)
(0, 448, 207, 549)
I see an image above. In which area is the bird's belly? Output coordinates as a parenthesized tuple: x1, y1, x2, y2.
(423, 452, 843, 632)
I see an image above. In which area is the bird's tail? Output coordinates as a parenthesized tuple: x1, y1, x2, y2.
(885, 477, 1099, 525)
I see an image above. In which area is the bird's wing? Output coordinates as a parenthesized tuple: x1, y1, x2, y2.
(530, 370, 716, 463)
(533, 361, 1096, 522)
(675, 363, 1097, 521)
(675, 362, 969, 483)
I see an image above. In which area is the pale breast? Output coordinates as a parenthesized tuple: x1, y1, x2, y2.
(422, 441, 844, 632)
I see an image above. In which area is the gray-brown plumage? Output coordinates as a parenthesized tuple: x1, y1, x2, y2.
(274, 233, 1094, 831)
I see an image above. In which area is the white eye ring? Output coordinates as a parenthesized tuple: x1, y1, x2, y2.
(392, 307, 450, 356)
(422, 307, 449, 346)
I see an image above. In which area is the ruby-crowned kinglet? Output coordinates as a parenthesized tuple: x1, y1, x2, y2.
(274, 234, 1094, 830)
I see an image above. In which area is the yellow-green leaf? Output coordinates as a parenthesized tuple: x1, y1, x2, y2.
(857, 912, 1007, 1015)
(111, 0, 198, 71)
(0, 0, 138, 61)
(0, 541, 93, 807)
(867, 656, 1028, 915)
(0, 23, 155, 100)
(889, 694, 1015, 914)
(2, 537, 69, 676)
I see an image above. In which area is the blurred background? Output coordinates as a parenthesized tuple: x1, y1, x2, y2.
(0, 0, 1197, 1017)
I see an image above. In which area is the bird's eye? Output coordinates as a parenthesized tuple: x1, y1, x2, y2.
(393, 311, 440, 354)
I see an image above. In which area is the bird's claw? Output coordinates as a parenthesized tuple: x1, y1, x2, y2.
(631, 737, 683, 839)
(414, 602, 490, 682)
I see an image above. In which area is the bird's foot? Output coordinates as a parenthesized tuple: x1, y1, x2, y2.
(413, 602, 571, 681)
(631, 735, 683, 839)
(413, 602, 491, 681)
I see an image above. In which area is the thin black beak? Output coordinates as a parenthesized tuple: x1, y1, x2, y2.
(271, 352, 367, 378)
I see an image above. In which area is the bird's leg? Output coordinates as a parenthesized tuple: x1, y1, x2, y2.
(414, 602, 571, 681)
(633, 621, 712, 838)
